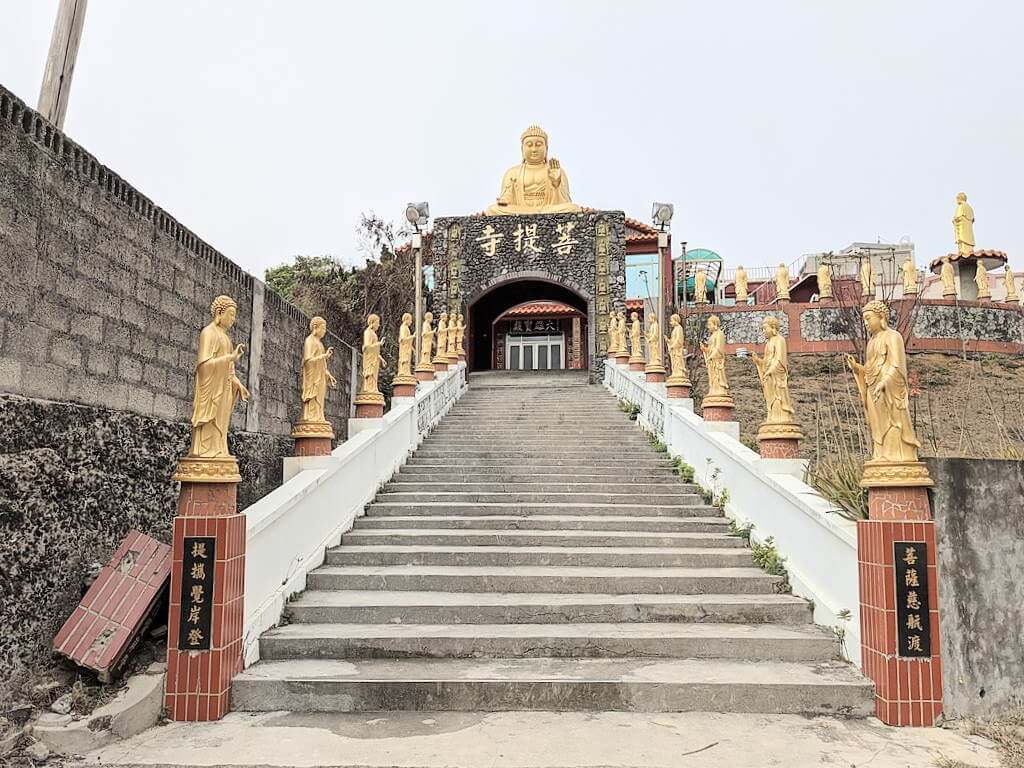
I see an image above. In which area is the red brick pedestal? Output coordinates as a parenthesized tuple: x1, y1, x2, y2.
(415, 366, 436, 382)
(758, 437, 800, 458)
(702, 396, 735, 422)
(666, 381, 691, 399)
(293, 436, 332, 456)
(433, 359, 449, 372)
(392, 383, 416, 398)
(628, 357, 646, 372)
(614, 353, 630, 366)
(858, 480, 943, 726)
(166, 472, 245, 722)
(645, 371, 665, 383)
(355, 402, 384, 418)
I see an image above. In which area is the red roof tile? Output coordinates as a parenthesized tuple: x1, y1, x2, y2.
(502, 301, 582, 318)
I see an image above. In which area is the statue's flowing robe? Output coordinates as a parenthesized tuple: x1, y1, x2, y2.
(301, 335, 328, 422)
(758, 335, 795, 424)
(491, 163, 578, 213)
(954, 202, 975, 251)
(854, 328, 921, 462)
(361, 328, 381, 394)
(397, 326, 414, 376)
(434, 320, 448, 360)
(705, 330, 729, 396)
(975, 261, 990, 294)
(941, 262, 956, 293)
(190, 323, 237, 457)
(668, 326, 686, 376)
(630, 320, 642, 356)
(646, 321, 662, 366)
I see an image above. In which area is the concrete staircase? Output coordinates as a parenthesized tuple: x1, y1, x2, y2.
(234, 372, 873, 715)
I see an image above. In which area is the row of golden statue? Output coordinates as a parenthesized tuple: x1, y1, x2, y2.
(609, 301, 929, 485)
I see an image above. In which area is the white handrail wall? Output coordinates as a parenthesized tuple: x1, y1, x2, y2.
(241, 363, 468, 666)
(604, 363, 862, 667)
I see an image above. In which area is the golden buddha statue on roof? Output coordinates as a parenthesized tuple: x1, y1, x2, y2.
(486, 125, 582, 216)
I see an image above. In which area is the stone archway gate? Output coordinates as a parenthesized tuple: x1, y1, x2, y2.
(431, 211, 628, 382)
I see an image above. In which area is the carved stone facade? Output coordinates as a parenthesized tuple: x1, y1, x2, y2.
(431, 212, 627, 381)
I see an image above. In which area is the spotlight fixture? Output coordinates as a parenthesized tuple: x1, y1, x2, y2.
(651, 202, 674, 230)
(405, 202, 430, 231)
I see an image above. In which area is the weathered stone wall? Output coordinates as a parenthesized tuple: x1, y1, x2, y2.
(913, 304, 1024, 344)
(926, 457, 1024, 719)
(703, 309, 788, 345)
(0, 83, 354, 435)
(799, 307, 850, 342)
(431, 211, 627, 380)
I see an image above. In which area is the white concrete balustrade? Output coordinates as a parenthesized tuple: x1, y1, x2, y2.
(241, 364, 468, 666)
(603, 362, 862, 667)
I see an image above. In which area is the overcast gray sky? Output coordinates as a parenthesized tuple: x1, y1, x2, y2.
(4, 1, 1022, 277)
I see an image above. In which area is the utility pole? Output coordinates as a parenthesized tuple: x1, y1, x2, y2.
(413, 233, 423, 361)
(38, 0, 89, 129)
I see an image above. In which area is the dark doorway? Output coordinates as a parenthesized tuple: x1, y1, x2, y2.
(468, 279, 588, 372)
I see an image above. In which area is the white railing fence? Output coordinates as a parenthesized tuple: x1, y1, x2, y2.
(603, 361, 863, 667)
(242, 363, 468, 665)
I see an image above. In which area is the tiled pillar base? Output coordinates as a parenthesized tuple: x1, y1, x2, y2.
(645, 367, 666, 383)
(628, 358, 646, 372)
(392, 383, 417, 398)
(758, 437, 800, 458)
(293, 436, 332, 456)
(415, 367, 436, 382)
(355, 402, 384, 418)
(666, 380, 691, 399)
(615, 354, 630, 366)
(858, 484, 943, 726)
(702, 404, 734, 422)
(166, 481, 244, 722)
(433, 360, 449, 372)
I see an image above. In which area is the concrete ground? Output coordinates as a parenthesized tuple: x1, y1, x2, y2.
(77, 711, 998, 768)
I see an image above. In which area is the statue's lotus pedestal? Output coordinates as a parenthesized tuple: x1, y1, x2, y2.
(665, 375, 691, 399)
(756, 422, 803, 459)
(856, 461, 943, 726)
(354, 391, 385, 419)
(701, 394, 735, 422)
(165, 456, 245, 722)
(628, 355, 646, 372)
(391, 373, 418, 399)
(644, 363, 666, 384)
(415, 363, 436, 382)
(290, 420, 334, 457)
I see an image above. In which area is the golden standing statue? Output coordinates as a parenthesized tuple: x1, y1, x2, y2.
(817, 263, 833, 300)
(860, 259, 875, 298)
(902, 259, 918, 295)
(392, 312, 417, 385)
(486, 125, 580, 215)
(751, 317, 801, 442)
(433, 312, 449, 366)
(846, 301, 931, 487)
(292, 316, 337, 440)
(357, 314, 385, 399)
(612, 311, 627, 356)
(445, 310, 459, 361)
(694, 268, 708, 304)
(416, 311, 436, 374)
(940, 256, 957, 297)
(1004, 266, 1019, 303)
(628, 311, 645, 364)
(174, 295, 249, 482)
(645, 315, 663, 370)
(665, 313, 691, 385)
(775, 263, 791, 301)
(734, 266, 748, 304)
(953, 192, 975, 256)
(456, 314, 466, 357)
(700, 315, 733, 407)
(975, 259, 991, 299)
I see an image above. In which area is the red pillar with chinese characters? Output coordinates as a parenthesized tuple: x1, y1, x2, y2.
(165, 463, 245, 722)
(857, 481, 943, 726)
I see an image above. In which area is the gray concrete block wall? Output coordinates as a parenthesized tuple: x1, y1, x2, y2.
(0, 83, 354, 437)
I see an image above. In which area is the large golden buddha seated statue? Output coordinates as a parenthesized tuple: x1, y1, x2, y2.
(486, 125, 582, 216)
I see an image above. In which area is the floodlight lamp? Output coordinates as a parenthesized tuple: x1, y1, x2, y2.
(651, 202, 674, 230)
(405, 202, 430, 231)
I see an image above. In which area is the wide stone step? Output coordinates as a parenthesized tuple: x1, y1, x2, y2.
(374, 492, 703, 506)
(352, 514, 731, 532)
(325, 545, 752, 568)
(392, 471, 679, 483)
(383, 481, 698, 494)
(404, 457, 674, 468)
(232, 657, 874, 715)
(342, 528, 744, 548)
(412, 451, 667, 460)
(258, 622, 838, 662)
(286, 591, 811, 625)
(305, 565, 780, 594)
(365, 502, 718, 517)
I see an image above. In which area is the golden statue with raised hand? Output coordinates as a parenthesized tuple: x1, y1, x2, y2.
(860, 259, 876, 298)
(775, 263, 791, 301)
(1004, 266, 1019, 303)
(975, 259, 991, 299)
(395, 313, 416, 379)
(645, 315, 663, 369)
(433, 312, 449, 367)
(953, 192, 975, 256)
(846, 300, 931, 487)
(817, 262, 833, 300)
(611, 311, 626, 356)
(902, 259, 918, 295)
(628, 311, 645, 364)
(734, 266, 748, 303)
(485, 125, 581, 215)
(415, 311, 436, 375)
(293, 316, 337, 438)
(751, 317, 801, 442)
(359, 314, 385, 396)
(446, 309, 459, 361)
(941, 256, 957, 297)
(700, 315, 731, 402)
(694, 268, 708, 304)
(174, 295, 248, 482)
(665, 313, 691, 385)
(456, 314, 466, 358)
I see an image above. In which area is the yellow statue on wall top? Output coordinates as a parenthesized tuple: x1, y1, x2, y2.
(174, 294, 249, 482)
(953, 192, 975, 256)
(846, 300, 931, 487)
(734, 266, 748, 303)
(940, 256, 957, 297)
(486, 125, 581, 216)
(860, 259, 876, 298)
(694, 268, 708, 304)
(817, 263, 833, 300)
(975, 260, 991, 300)
(1004, 266, 1019, 303)
(902, 259, 918, 295)
(775, 263, 791, 301)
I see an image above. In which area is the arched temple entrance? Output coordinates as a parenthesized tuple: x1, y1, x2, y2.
(467, 278, 589, 372)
